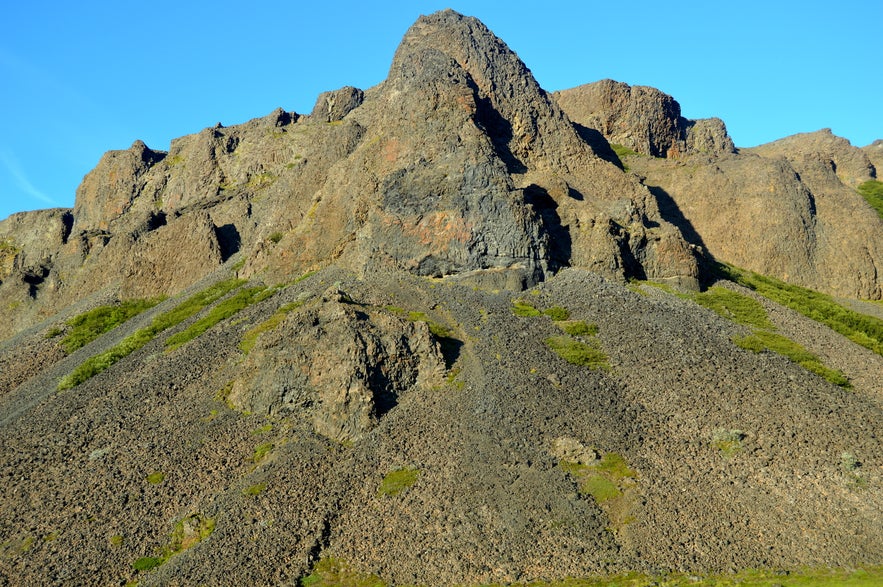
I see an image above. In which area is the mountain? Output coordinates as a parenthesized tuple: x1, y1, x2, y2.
(0, 10, 881, 587)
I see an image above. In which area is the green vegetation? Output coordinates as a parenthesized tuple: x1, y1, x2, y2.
(252, 442, 274, 464)
(511, 299, 541, 317)
(405, 310, 452, 339)
(60, 298, 163, 353)
(561, 452, 637, 505)
(132, 513, 215, 575)
(268, 231, 284, 244)
(694, 286, 775, 330)
(146, 471, 165, 484)
(711, 428, 745, 459)
(132, 556, 163, 572)
(734, 331, 851, 388)
(377, 467, 420, 497)
(511, 301, 610, 370)
(109, 534, 124, 547)
(58, 277, 245, 390)
(243, 482, 267, 497)
(556, 320, 598, 337)
(252, 423, 273, 435)
(543, 306, 570, 321)
(857, 179, 883, 220)
(295, 566, 883, 587)
(300, 557, 386, 587)
(545, 336, 610, 370)
(560, 452, 638, 531)
(611, 143, 639, 159)
(717, 263, 883, 357)
(240, 299, 309, 354)
(466, 567, 883, 586)
(165, 284, 279, 351)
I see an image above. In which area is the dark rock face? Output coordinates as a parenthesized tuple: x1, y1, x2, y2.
(311, 86, 365, 122)
(230, 294, 445, 443)
(555, 79, 735, 158)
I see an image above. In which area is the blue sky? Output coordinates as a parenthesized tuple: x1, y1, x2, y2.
(2, 0, 881, 221)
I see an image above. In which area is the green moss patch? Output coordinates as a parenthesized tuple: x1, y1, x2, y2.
(556, 320, 598, 337)
(694, 286, 775, 329)
(545, 336, 610, 370)
(717, 263, 883, 357)
(240, 299, 307, 354)
(61, 298, 163, 353)
(378, 467, 420, 497)
(511, 299, 541, 317)
(300, 557, 386, 587)
(131, 513, 214, 576)
(734, 331, 850, 388)
(165, 284, 280, 351)
(560, 452, 638, 529)
(58, 277, 245, 390)
(857, 179, 883, 220)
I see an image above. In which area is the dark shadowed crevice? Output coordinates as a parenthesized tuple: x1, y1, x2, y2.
(572, 123, 624, 170)
(60, 211, 74, 245)
(215, 224, 241, 262)
(468, 78, 528, 174)
(523, 184, 571, 272)
(647, 185, 707, 250)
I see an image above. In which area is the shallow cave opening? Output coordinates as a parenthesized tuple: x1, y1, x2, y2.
(214, 223, 241, 262)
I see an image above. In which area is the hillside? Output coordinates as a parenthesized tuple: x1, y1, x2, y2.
(0, 10, 881, 587)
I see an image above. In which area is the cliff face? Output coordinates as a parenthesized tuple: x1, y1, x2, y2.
(0, 11, 706, 341)
(556, 83, 883, 300)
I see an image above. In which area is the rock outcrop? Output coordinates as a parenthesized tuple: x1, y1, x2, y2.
(621, 129, 883, 299)
(0, 10, 706, 341)
(230, 291, 445, 443)
(555, 79, 735, 158)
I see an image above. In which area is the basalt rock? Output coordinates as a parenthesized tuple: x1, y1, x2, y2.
(555, 79, 735, 158)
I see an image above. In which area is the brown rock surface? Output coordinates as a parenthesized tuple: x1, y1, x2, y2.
(624, 129, 883, 299)
(555, 79, 735, 158)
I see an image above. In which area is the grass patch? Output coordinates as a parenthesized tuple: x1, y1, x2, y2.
(300, 557, 386, 587)
(711, 428, 744, 459)
(556, 320, 598, 337)
(240, 299, 308, 354)
(694, 286, 775, 329)
(857, 179, 883, 220)
(611, 143, 639, 159)
(717, 263, 883, 357)
(58, 277, 245, 390)
(734, 330, 851, 388)
(131, 513, 215, 575)
(543, 306, 570, 321)
(61, 298, 163, 353)
(545, 336, 610, 370)
(268, 231, 284, 244)
(560, 452, 637, 530)
(511, 299, 542, 317)
(146, 471, 165, 484)
(165, 284, 279, 351)
(252, 442, 274, 464)
(243, 482, 267, 497)
(132, 556, 163, 572)
(461, 567, 883, 586)
(378, 467, 420, 497)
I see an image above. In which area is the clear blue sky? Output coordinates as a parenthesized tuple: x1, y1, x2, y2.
(2, 0, 881, 221)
